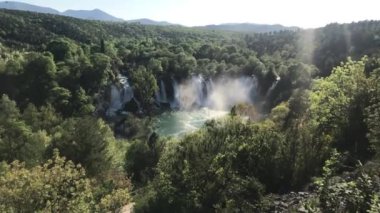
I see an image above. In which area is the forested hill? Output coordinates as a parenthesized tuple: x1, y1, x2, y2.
(1, 9, 380, 75)
(1, 8, 380, 212)
(0, 8, 226, 47)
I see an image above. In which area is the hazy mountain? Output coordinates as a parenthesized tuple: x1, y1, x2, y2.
(128, 18, 173, 26)
(0, 1, 300, 30)
(62, 9, 124, 22)
(0, 1, 59, 14)
(201, 23, 300, 33)
(0, 1, 123, 22)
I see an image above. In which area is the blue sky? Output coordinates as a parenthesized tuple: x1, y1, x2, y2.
(15, 0, 380, 28)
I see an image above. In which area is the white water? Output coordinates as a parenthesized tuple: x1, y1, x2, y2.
(106, 74, 134, 116)
(156, 80, 168, 103)
(107, 74, 279, 136)
(265, 76, 281, 98)
(154, 75, 259, 136)
(166, 75, 258, 110)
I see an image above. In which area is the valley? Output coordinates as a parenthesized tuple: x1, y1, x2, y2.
(0, 5, 380, 212)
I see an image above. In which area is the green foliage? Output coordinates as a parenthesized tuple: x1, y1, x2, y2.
(22, 103, 62, 133)
(308, 58, 372, 159)
(365, 69, 380, 158)
(97, 188, 131, 212)
(1, 9, 380, 212)
(136, 117, 288, 212)
(0, 151, 95, 212)
(119, 114, 154, 139)
(46, 38, 80, 62)
(51, 117, 116, 176)
(0, 95, 49, 166)
(369, 194, 380, 213)
(130, 65, 158, 109)
(316, 160, 380, 213)
(125, 133, 164, 185)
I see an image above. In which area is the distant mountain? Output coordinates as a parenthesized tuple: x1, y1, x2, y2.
(62, 9, 123, 22)
(0, 1, 123, 22)
(0, 1, 300, 30)
(127, 18, 173, 26)
(200, 23, 300, 33)
(0, 1, 59, 14)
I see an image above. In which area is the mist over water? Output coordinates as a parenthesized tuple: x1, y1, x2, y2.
(105, 74, 263, 136)
(173, 75, 257, 110)
(155, 75, 258, 136)
(206, 77, 257, 110)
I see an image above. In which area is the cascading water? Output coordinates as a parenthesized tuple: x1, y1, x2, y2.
(160, 80, 168, 103)
(106, 74, 134, 116)
(155, 75, 259, 136)
(169, 75, 258, 111)
(170, 78, 180, 109)
(265, 76, 281, 98)
(156, 80, 168, 104)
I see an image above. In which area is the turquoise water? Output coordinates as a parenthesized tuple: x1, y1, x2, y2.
(154, 108, 228, 137)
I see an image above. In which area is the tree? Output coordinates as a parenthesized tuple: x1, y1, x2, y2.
(125, 134, 164, 185)
(308, 58, 369, 157)
(147, 58, 163, 76)
(135, 117, 284, 212)
(51, 117, 115, 176)
(81, 53, 112, 94)
(22, 103, 62, 134)
(20, 53, 57, 107)
(0, 95, 49, 166)
(0, 151, 95, 212)
(46, 38, 78, 62)
(365, 69, 380, 158)
(130, 65, 158, 109)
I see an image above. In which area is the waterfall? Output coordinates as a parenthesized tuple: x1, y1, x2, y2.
(120, 76, 134, 103)
(156, 80, 168, 104)
(168, 75, 257, 111)
(106, 74, 134, 116)
(160, 80, 168, 103)
(192, 75, 205, 106)
(265, 76, 280, 98)
(170, 78, 180, 109)
(109, 85, 122, 111)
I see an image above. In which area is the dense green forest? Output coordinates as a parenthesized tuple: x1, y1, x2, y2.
(1, 8, 380, 212)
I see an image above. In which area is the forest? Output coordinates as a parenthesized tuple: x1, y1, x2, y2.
(0, 8, 380, 212)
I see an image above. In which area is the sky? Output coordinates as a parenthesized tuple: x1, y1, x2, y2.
(14, 0, 380, 28)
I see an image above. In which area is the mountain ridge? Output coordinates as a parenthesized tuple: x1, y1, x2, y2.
(0, 1, 301, 31)
(0, 1, 123, 22)
(127, 18, 174, 26)
(0, 1, 59, 14)
(62, 8, 124, 22)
